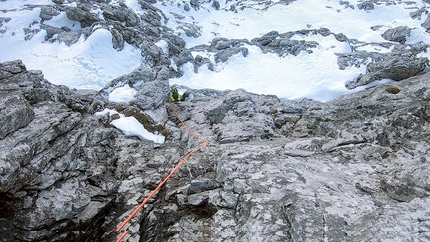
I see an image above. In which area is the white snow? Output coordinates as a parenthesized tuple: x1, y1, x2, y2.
(1, 0, 430, 102)
(0, 6, 142, 90)
(0, 0, 54, 9)
(155, 0, 430, 101)
(172, 43, 366, 101)
(155, 39, 169, 54)
(95, 109, 165, 144)
(108, 84, 137, 103)
(155, 0, 429, 47)
(111, 116, 165, 144)
(95, 108, 119, 117)
(44, 12, 81, 31)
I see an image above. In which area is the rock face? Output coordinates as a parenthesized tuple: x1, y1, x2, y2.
(0, 60, 116, 241)
(382, 26, 411, 44)
(346, 44, 429, 89)
(2, 0, 430, 241)
(2, 57, 430, 242)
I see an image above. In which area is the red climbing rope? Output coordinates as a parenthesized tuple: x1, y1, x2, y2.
(115, 103, 210, 242)
(116, 230, 128, 242)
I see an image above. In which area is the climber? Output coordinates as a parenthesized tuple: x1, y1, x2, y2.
(170, 86, 182, 102)
(169, 86, 189, 102)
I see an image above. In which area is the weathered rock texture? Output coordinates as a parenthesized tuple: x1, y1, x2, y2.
(2, 0, 430, 241)
(1, 57, 430, 242)
(346, 44, 429, 89)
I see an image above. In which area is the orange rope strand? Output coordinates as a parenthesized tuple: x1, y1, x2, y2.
(115, 230, 129, 242)
(171, 103, 210, 145)
(115, 102, 210, 241)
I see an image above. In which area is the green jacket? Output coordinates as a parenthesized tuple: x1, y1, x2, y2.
(170, 92, 182, 102)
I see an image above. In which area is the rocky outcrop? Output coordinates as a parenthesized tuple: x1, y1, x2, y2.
(66, 4, 101, 28)
(2, 0, 430, 241)
(357, 1, 374, 10)
(346, 44, 429, 89)
(251, 29, 334, 56)
(39, 5, 60, 21)
(382, 26, 411, 44)
(0, 60, 116, 241)
(2, 59, 430, 241)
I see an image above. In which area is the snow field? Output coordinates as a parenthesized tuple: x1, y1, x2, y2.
(0, 6, 142, 89)
(1, 0, 430, 102)
(158, 0, 430, 101)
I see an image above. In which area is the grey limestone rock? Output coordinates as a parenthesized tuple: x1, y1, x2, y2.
(188, 178, 219, 195)
(41, 24, 83, 46)
(252, 29, 336, 57)
(357, 1, 374, 10)
(110, 27, 125, 50)
(178, 22, 203, 38)
(211, 37, 233, 50)
(102, 4, 140, 27)
(422, 14, 430, 32)
(39, 5, 60, 21)
(410, 8, 426, 20)
(336, 50, 385, 70)
(382, 26, 411, 44)
(2, 57, 430, 242)
(65, 4, 101, 28)
(0, 60, 119, 241)
(141, 42, 170, 67)
(190, 0, 200, 10)
(214, 46, 249, 63)
(154, 70, 430, 242)
(346, 45, 429, 89)
(212, 0, 220, 10)
(133, 73, 169, 111)
(184, 3, 191, 11)
(0, 94, 34, 139)
(194, 54, 215, 71)
(2, 1, 430, 240)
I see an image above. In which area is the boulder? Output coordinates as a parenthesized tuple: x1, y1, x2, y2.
(252, 29, 333, 57)
(0, 94, 34, 139)
(39, 6, 60, 21)
(214, 47, 249, 63)
(382, 26, 411, 44)
(422, 15, 430, 32)
(65, 5, 101, 28)
(212, 0, 220, 10)
(190, 0, 200, 10)
(346, 46, 429, 89)
(357, 1, 374, 10)
(101, 4, 140, 27)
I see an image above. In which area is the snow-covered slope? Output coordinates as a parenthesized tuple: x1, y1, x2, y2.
(1, 0, 430, 101)
(0, 1, 142, 89)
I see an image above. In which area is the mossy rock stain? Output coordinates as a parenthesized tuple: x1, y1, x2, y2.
(124, 107, 154, 132)
(386, 86, 401, 94)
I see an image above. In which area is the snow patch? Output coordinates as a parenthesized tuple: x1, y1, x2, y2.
(108, 84, 137, 103)
(155, 39, 169, 54)
(44, 12, 81, 31)
(95, 109, 165, 144)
